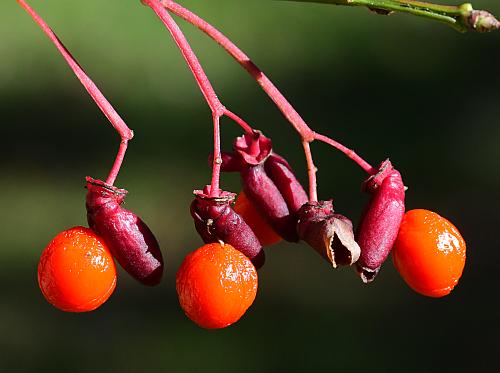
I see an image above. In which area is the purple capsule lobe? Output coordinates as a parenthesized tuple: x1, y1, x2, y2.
(356, 160, 406, 283)
(85, 177, 164, 286)
(190, 187, 265, 269)
(298, 200, 360, 267)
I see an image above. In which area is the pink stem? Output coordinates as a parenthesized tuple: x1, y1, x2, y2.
(143, 0, 257, 196)
(162, 0, 376, 181)
(224, 109, 254, 134)
(106, 140, 129, 185)
(314, 133, 376, 174)
(210, 114, 222, 196)
(302, 141, 318, 202)
(163, 0, 314, 141)
(18, 0, 133, 186)
(143, 0, 223, 115)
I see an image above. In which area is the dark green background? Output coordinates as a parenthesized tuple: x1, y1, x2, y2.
(1, 0, 499, 371)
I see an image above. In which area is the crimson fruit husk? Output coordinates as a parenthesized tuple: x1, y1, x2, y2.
(297, 200, 360, 267)
(190, 186, 265, 268)
(219, 132, 308, 242)
(356, 160, 405, 283)
(86, 177, 164, 286)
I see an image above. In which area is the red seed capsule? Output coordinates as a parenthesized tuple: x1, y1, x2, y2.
(190, 186, 265, 269)
(233, 131, 273, 166)
(229, 132, 308, 242)
(86, 177, 164, 286)
(264, 153, 308, 214)
(356, 160, 405, 283)
(241, 163, 299, 242)
(297, 200, 360, 267)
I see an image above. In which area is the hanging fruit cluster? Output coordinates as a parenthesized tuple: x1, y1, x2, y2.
(20, 0, 466, 329)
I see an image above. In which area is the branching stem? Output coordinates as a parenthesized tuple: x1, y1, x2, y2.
(17, 0, 133, 186)
(302, 141, 318, 202)
(157, 0, 375, 201)
(143, 0, 255, 197)
(313, 133, 375, 174)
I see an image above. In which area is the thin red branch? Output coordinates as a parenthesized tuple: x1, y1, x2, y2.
(302, 141, 318, 202)
(314, 133, 376, 174)
(210, 113, 222, 196)
(224, 110, 254, 134)
(18, 0, 133, 185)
(161, 0, 376, 199)
(143, 0, 223, 115)
(163, 0, 314, 141)
(106, 140, 129, 185)
(143, 0, 259, 196)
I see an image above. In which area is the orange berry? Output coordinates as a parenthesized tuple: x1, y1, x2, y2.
(176, 242, 258, 329)
(38, 226, 117, 312)
(392, 209, 466, 298)
(234, 191, 282, 246)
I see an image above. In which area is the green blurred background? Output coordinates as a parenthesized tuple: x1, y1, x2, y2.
(1, 0, 499, 371)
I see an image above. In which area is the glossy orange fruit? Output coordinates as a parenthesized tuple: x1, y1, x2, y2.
(176, 242, 258, 329)
(392, 209, 466, 298)
(234, 191, 282, 246)
(38, 226, 117, 312)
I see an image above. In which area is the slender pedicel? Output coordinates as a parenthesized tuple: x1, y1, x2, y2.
(17, 0, 133, 185)
(18, 1, 165, 285)
(142, 0, 255, 198)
